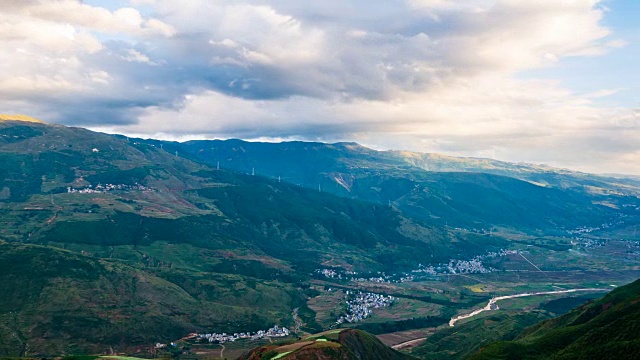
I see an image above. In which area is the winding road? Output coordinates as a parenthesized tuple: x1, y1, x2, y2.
(391, 337, 428, 350)
(449, 288, 609, 327)
(292, 307, 302, 333)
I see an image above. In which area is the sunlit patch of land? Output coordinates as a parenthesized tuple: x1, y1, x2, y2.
(0, 114, 44, 123)
(465, 285, 486, 293)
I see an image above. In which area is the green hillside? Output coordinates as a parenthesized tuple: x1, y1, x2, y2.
(468, 279, 640, 360)
(0, 120, 456, 269)
(0, 241, 300, 356)
(411, 311, 553, 360)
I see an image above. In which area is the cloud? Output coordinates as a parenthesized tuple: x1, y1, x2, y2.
(19, 0, 176, 37)
(0, 0, 174, 111)
(0, 0, 638, 174)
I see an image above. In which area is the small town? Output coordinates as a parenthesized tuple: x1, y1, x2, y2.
(336, 291, 394, 324)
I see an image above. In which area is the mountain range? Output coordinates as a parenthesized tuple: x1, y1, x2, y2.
(1, 117, 639, 358)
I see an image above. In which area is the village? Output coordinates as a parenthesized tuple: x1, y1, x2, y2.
(446, 257, 492, 274)
(66, 183, 155, 194)
(315, 249, 520, 286)
(336, 291, 394, 324)
(194, 325, 290, 344)
(571, 237, 606, 249)
(566, 214, 628, 235)
(315, 268, 412, 284)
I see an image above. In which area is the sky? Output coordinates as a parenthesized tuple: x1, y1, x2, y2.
(1, 0, 639, 175)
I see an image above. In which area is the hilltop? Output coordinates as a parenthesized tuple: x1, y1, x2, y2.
(239, 329, 415, 360)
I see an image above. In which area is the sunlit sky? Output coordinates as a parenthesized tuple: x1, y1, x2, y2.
(1, 0, 639, 174)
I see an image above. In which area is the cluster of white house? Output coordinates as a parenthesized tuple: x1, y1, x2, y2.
(447, 258, 490, 274)
(318, 249, 523, 286)
(317, 268, 413, 284)
(409, 249, 519, 276)
(316, 268, 339, 278)
(350, 274, 414, 284)
(444, 249, 520, 274)
(154, 342, 176, 349)
(336, 292, 394, 324)
(566, 216, 626, 235)
(196, 325, 290, 344)
(570, 237, 606, 249)
(66, 183, 154, 194)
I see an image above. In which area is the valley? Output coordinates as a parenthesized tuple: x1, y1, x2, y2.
(1, 120, 640, 359)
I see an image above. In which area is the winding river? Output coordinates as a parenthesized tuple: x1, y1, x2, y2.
(449, 288, 610, 327)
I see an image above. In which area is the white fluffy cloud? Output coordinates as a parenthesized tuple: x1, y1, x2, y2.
(0, 0, 173, 104)
(1, 0, 638, 174)
(18, 0, 175, 37)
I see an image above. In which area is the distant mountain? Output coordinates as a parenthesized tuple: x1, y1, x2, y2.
(391, 151, 640, 195)
(161, 138, 640, 196)
(239, 328, 415, 360)
(468, 279, 640, 360)
(136, 137, 640, 233)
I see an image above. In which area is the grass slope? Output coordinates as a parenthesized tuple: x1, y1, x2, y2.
(411, 311, 553, 360)
(0, 241, 301, 356)
(0, 120, 491, 270)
